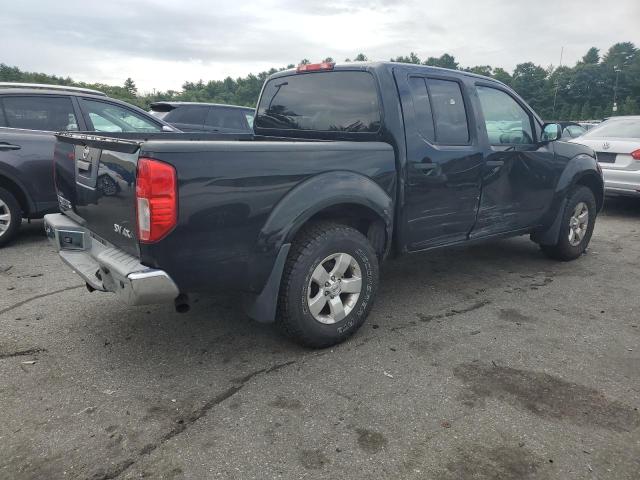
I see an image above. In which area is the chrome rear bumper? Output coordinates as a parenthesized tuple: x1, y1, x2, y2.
(44, 213, 179, 305)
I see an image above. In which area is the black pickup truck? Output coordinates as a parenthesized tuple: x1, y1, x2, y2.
(45, 61, 603, 347)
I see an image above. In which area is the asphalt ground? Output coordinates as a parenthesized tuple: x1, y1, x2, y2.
(1, 197, 639, 479)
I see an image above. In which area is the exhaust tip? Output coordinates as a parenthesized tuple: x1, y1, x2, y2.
(174, 293, 190, 313)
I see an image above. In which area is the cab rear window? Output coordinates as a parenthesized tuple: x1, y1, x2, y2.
(255, 71, 381, 133)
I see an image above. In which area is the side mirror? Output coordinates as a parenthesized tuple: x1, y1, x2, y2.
(541, 123, 562, 142)
(162, 125, 175, 132)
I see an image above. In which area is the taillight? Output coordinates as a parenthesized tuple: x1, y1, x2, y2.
(136, 157, 177, 243)
(296, 62, 335, 73)
(631, 149, 640, 161)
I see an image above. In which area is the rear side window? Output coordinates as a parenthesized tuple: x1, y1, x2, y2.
(407, 77, 469, 145)
(1, 96, 78, 131)
(206, 108, 247, 130)
(408, 77, 435, 142)
(165, 106, 208, 125)
(427, 79, 469, 144)
(256, 71, 381, 133)
(81, 99, 161, 133)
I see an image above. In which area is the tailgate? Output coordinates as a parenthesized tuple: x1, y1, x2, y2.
(54, 133, 141, 257)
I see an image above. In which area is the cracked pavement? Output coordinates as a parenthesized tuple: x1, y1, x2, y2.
(0, 197, 639, 479)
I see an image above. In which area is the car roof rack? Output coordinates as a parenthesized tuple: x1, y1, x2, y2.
(0, 82, 107, 97)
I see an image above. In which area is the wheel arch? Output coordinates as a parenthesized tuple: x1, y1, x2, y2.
(0, 171, 34, 217)
(257, 171, 394, 259)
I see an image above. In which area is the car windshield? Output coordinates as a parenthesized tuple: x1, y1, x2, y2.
(582, 118, 640, 139)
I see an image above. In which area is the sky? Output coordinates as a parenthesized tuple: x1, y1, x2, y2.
(1, 0, 638, 93)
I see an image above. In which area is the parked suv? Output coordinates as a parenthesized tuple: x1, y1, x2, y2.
(149, 102, 255, 133)
(0, 82, 177, 246)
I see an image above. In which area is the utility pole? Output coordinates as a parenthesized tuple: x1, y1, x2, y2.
(612, 67, 621, 114)
(552, 46, 564, 117)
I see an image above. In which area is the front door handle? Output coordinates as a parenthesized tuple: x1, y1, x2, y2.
(486, 160, 504, 167)
(0, 142, 21, 151)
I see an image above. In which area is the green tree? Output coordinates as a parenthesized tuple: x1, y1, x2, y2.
(569, 104, 581, 120)
(559, 104, 572, 121)
(622, 96, 639, 115)
(580, 100, 592, 120)
(592, 105, 604, 119)
(511, 62, 551, 116)
(492, 67, 512, 86)
(392, 52, 421, 64)
(354, 53, 368, 62)
(582, 47, 600, 64)
(466, 65, 493, 76)
(424, 53, 458, 70)
(123, 77, 137, 96)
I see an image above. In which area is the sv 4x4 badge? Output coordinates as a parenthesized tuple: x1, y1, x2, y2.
(113, 223, 133, 239)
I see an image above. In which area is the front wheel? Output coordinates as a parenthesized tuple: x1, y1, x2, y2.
(276, 222, 379, 348)
(540, 185, 597, 261)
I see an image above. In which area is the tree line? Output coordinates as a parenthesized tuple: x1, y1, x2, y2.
(1, 41, 638, 120)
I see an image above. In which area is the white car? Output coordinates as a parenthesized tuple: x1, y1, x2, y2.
(570, 116, 640, 197)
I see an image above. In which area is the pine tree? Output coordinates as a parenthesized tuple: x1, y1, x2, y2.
(580, 101, 592, 120)
(569, 104, 581, 120)
(622, 96, 639, 115)
(592, 105, 604, 119)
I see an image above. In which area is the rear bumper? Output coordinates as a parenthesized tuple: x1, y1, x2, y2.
(603, 168, 640, 197)
(44, 213, 179, 305)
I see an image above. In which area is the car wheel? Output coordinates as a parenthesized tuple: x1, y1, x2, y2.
(540, 186, 596, 261)
(276, 222, 379, 348)
(0, 187, 21, 247)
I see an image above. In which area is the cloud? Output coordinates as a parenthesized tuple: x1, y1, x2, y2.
(0, 0, 637, 91)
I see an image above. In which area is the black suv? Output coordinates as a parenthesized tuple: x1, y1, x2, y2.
(0, 83, 177, 246)
(150, 102, 254, 133)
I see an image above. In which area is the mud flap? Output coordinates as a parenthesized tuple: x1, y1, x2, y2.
(530, 198, 567, 246)
(244, 243, 291, 323)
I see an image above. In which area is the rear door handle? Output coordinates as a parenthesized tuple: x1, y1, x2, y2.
(486, 160, 504, 167)
(0, 142, 21, 151)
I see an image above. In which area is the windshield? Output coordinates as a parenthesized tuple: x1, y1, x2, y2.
(255, 71, 381, 133)
(582, 118, 640, 139)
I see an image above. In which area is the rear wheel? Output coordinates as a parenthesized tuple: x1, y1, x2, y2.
(276, 222, 379, 348)
(0, 187, 21, 247)
(540, 186, 596, 261)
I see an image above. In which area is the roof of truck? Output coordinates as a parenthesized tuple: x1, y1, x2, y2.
(150, 101, 254, 111)
(269, 61, 508, 86)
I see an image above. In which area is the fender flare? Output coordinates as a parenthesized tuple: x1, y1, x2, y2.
(256, 170, 394, 255)
(532, 154, 603, 245)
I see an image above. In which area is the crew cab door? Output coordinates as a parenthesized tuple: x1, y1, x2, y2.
(471, 84, 556, 237)
(397, 72, 483, 250)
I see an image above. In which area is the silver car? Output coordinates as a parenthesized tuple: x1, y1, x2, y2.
(570, 116, 640, 197)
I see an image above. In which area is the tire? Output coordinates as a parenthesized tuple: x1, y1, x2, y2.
(0, 187, 21, 248)
(540, 185, 597, 261)
(276, 222, 379, 348)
